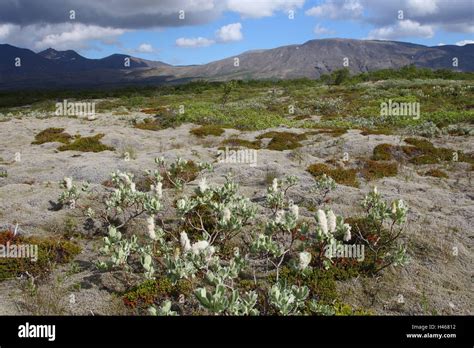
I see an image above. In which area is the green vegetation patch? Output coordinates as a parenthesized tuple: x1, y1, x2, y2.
(372, 143, 395, 161)
(220, 137, 261, 150)
(404, 137, 457, 164)
(0, 230, 81, 281)
(190, 125, 225, 137)
(133, 118, 161, 131)
(257, 131, 307, 151)
(360, 128, 393, 136)
(58, 134, 114, 152)
(312, 128, 347, 137)
(423, 168, 449, 178)
(307, 163, 359, 188)
(32, 128, 72, 145)
(122, 278, 193, 311)
(361, 160, 398, 181)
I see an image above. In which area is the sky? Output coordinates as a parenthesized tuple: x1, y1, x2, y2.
(0, 0, 472, 65)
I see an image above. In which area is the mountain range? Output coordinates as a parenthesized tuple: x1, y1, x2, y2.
(0, 38, 473, 90)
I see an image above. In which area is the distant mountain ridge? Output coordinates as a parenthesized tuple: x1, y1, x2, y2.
(0, 39, 473, 90)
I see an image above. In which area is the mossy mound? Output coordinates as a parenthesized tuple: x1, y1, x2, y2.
(362, 160, 398, 181)
(190, 125, 225, 137)
(423, 168, 449, 178)
(0, 230, 81, 281)
(372, 143, 394, 161)
(58, 134, 114, 152)
(32, 128, 72, 145)
(257, 131, 307, 151)
(134, 118, 161, 131)
(123, 278, 193, 311)
(307, 163, 359, 188)
(221, 137, 261, 150)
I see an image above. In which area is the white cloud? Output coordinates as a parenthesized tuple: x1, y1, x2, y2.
(455, 40, 474, 46)
(313, 24, 335, 36)
(306, 0, 363, 19)
(406, 0, 439, 16)
(0, 23, 126, 51)
(215, 22, 242, 42)
(175, 37, 215, 48)
(226, 0, 305, 18)
(136, 43, 154, 53)
(367, 20, 434, 40)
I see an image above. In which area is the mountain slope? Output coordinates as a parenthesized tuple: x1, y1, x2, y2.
(0, 39, 473, 90)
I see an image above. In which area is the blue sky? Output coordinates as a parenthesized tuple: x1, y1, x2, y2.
(0, 0, 472, 65)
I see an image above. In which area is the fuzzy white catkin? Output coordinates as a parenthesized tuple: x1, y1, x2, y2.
(155, 182, 163, 199)
(327, 210, 337, 233)
(317, 209, 328, 235)
(191, 240, 210, 254)
(290, 204, 299, 220)
(146, 215, 156, 240)
(180, 232, 191, 252)
(272, 178, 278, 191)
(343, 223, 352, 242)
(222, 207, 231, 223)
(64, 177, 72, 190)
(298, 251, 312, 270)
(198, 177, 209, 192)
(275, 210, 285, 224)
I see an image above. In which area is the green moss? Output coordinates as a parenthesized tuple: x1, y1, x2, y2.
(307, 163, 359, 188)
(333, 302, 373, 316)
(257, 131, 306, 151)
(58, 134, 114, 152)
(360, 128, 393, 136)
(276, 267, 338, 304)
(32, 128, 72, 145)
(0, 230, 81, 281)
(404, 137, 436, 151)
(294, 115, 312, 120)
(362, 160, 398, 181)
(423, 168, 449, 178)
(372, 144, 394, 161)
(313, 128, 347, 137)
(190, 125, 225, 137)
(220, 138, 261, 149)
(404, 137, 454, 164)
(134, 118, 161, 131)
(122, 277, 192, 310)
(401, 145, 420, 157)
(410, 155, 440, 165)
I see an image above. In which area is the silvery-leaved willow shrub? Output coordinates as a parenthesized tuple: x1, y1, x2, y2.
(249, 176, 309, 281)
(360, 186, 410, 272)
(269, 282, 309, 315)
(310, 173, 336, 207)
(58, 177, 89, 209)
(175, 173, 257, 246)
(306, 208, 352, 269)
